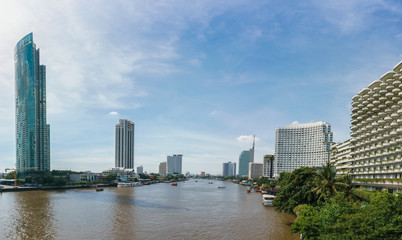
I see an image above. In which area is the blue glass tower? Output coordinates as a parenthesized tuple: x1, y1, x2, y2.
(15, 33, 50, 172)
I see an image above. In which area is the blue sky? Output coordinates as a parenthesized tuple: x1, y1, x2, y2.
(0, 0, 401, 174)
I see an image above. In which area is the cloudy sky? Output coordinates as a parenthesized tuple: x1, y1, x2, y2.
(0, 0, 401, 174)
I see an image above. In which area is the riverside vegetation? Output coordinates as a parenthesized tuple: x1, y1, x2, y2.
(273, 162, 402, 240)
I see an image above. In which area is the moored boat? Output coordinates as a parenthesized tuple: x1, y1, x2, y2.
(262, 194, 275, 207)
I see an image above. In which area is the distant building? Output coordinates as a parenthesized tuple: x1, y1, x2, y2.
(15, 33, 50, 172)
(330, 140, 352, 175)
(274, 121, 332, 177)
(167, 154, 183, 174)
(159, 162, 167, 176)
(137, 165, 143, 174)
(248, 162, 263, 179)
(263, 155, 274, 178)
(222, 161, 236, 177)
(70, 173, 98, 182)
(238, 136, 255, 177)
(200, 171, 205, 177)
(115, 119, 135, 169)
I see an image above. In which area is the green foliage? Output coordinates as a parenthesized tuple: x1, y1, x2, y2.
(292, 192, 402, 240)
(256, 177, 270, 186)
(5, 171, 15, 179)
(106, 173, 117, 182)
(53, 177, 67, 186)
(311, 161, 348, 201)
(273, 167, 318, 215)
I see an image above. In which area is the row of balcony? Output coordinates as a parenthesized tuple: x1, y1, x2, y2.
(351, 168, 402, 175)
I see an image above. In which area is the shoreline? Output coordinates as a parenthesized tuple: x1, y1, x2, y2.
(0, 183, 117, 192)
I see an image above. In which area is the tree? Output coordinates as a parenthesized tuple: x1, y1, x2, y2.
(292, 192, 402, 239)
(106, 173, 117, 182)
(5, 171, 15, 179)
(273, 167, 318, 215)
(310, 161, 348, 201)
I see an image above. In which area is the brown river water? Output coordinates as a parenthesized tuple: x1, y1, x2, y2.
(0, 179, 298, 240)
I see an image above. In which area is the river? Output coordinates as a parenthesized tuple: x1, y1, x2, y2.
(0, 179, 299, 240)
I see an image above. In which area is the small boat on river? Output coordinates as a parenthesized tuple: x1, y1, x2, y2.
(262, 194, 275, 207)
(171, 182, 177, 186)
(96, 187, 104, 192)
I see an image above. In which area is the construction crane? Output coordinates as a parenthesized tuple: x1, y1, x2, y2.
(5, 167, 38, 186)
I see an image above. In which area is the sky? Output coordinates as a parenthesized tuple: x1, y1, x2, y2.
(0, 0, 402, 174)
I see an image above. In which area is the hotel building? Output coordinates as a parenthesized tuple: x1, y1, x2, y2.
(15, 33, 50, 172)
(167, 154, 183, 174)
(159, 162, 167, 176)
(263, 155, 275, 178)
(115, 119, 135, 169)
(348, 61, 402, 191)
(330, 140, 352, 175)
(248, 162, 263, 179)
(274, 122, 333, 176)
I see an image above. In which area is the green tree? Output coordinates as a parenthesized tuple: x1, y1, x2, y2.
(106, 173, 117, 182)
(5, 171, 15, 179)
(310, 161, 348, 201)
(273, 167, 317, 215)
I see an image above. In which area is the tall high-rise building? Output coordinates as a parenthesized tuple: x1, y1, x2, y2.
(159, 162, 167, 176)
(222, 161, 236, 177)
(115, 119, 135, 169)
(167, 154, 182, 174)
(347, 61, 402, 191)
(274, 121, 333, 176)
(263, 155, 275, 178)
(15, 33, 50, 172)
(238, 136, 255, 177)
(248, 162, 263, 179)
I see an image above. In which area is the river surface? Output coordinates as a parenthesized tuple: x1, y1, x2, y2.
(0, 180, 298, 240)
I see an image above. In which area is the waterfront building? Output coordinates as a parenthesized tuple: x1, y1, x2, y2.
(330, 140, 352, 175)
(348, 61, 402, 191)
(274, 121, 333, 177)
(137, 165, 143, 174)
(200, 171, 205, 177)
(238, 137, 255, 177)
(263, 155, 275, 178)
(248, 162, 263, 179)
(222, 161, 236, 177)
(159, 162, 167, 176)
(115, 119, 135, 169)
(15, 33, 50, 172)
(167, 154, 183, 175)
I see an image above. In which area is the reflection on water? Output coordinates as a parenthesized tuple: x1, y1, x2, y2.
(0, 180, 299, 240)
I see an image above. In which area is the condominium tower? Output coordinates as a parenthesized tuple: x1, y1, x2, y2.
(15, 33, 50, 172)
(275, 122, 333, 176)
(248, 162, 263, 179)
(263, 155, 275, 178)
(159, 162, 167, 176)
(167, 154, 182, 174)
(115, 119, 135, 169)
(348, 61, 402, 191)
(238, 137, 255, 177)
(222, 161, 236, 177)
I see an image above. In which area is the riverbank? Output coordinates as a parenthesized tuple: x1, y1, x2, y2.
(0, 183, 117, 192)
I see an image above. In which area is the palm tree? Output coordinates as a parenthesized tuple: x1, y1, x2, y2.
(311, 161, 348, 201)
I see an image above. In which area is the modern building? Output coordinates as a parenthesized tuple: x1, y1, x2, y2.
(263, 155, 275, 178)
(348, 61, 402, 191)
(159, 162, 167, 176)
(222, 161, 236, 177)
(274, 121, 333, 177)
(167, 154, 182, 175)
(330, 140, 352, 175)
(15, 33, 50, 172)
(115, 119, 135, 169)
(238, 137, 255, 177)
(137, 165, 143, 174)
(248, 162, 263, 179)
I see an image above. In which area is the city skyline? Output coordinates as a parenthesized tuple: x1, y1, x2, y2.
(0, 1, 402, 174)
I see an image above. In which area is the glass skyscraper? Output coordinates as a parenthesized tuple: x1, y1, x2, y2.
(15, 33, 50, 172)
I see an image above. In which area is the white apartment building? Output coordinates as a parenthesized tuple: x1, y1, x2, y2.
(274, 121, 333, 177)
(248, 162, 263, 179)
(159, 162, 167, 176)
(330, 140, 352, 175)
(222, 161, 236, 177)
(348, 61, 402, 191)
(167, 154, 183, 175)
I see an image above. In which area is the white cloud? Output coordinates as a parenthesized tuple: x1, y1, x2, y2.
(291, 121, 299, 125)
(109, 112, 119, 115)
(236, 135, 260, 143)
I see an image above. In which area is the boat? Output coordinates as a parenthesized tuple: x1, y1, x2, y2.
(96, 187, 104, 192)
(262, 194, 275, 207)
(117, 182, 143, 187)
(171, 182, 177, 186)
(217, 186, 226, 189)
